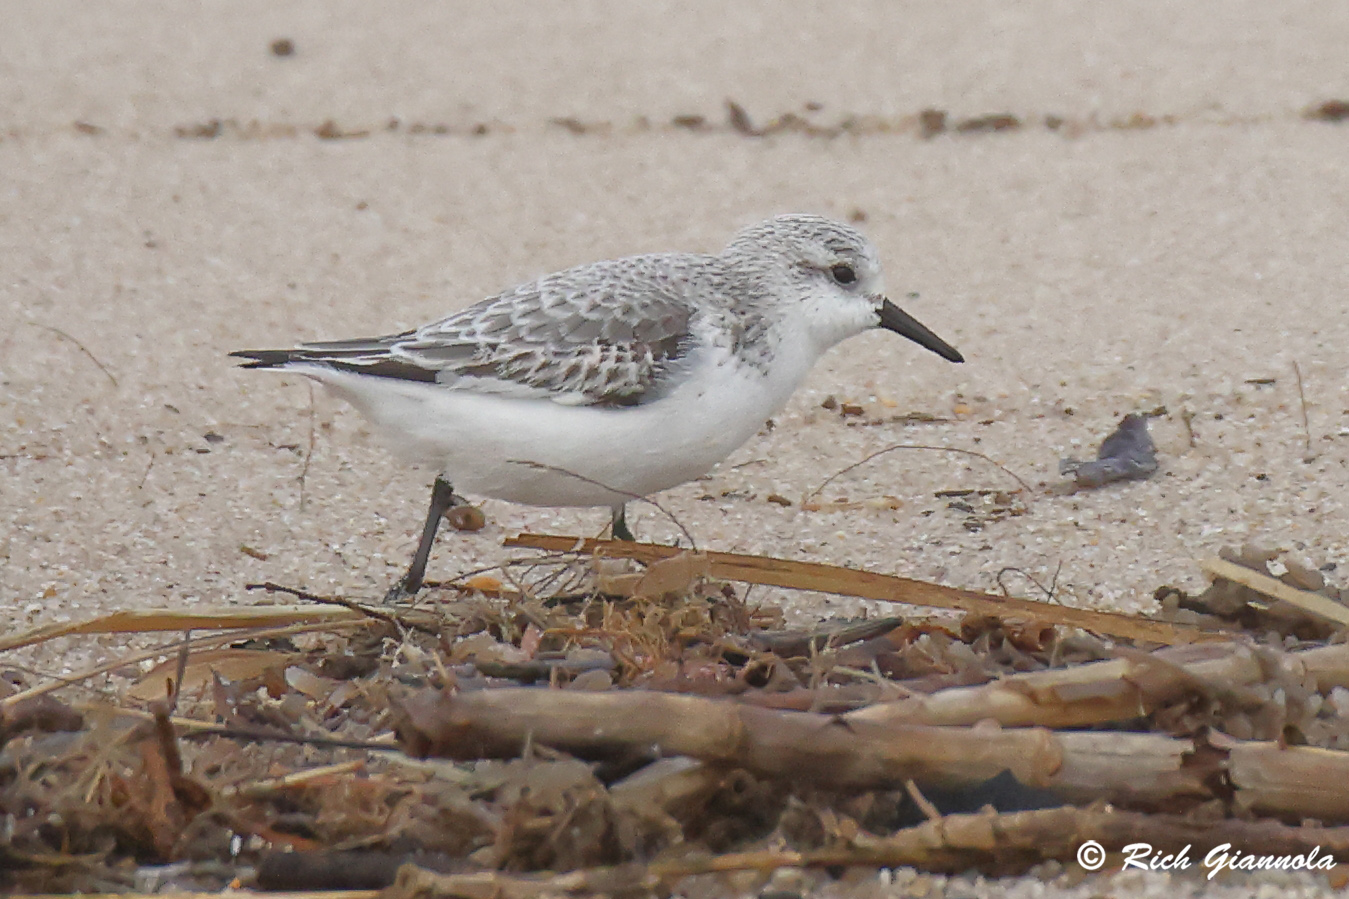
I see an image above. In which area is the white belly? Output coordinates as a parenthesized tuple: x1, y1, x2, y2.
(296, 344, 808, 508)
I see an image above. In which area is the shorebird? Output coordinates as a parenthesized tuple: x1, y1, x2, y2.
(233, 214, 963, 600)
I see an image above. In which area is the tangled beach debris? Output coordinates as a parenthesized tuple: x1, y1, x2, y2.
(3, 534, 1349, 894)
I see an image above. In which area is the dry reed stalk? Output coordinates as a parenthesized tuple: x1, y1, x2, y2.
(506, 535, 1219, 645)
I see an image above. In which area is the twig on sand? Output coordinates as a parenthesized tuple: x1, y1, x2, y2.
(244, 581, 403, 629)
(176, 721, 399, 752)
(804, 443, 1033, 507)
(298, 381, 317, 509)
(996, 562, 1062, 601)
(1293, 360, 1313, 457)
(137, 448, 156, 489)
(508, 459, 696, 548)
(27, 321, 118, 387)
(167, 632, 192, 714)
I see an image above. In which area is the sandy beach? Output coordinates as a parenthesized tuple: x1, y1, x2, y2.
(3, 2, 1348, 894)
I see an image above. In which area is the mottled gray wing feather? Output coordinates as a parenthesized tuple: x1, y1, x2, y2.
(302, 255, 699, 406)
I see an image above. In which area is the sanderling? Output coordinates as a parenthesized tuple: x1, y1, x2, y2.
(233, 214, 963, 599)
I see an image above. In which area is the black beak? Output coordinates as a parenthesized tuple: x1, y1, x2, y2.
(876, 298, 964, 363)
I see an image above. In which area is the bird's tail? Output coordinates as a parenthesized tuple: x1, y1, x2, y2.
(229, 349, 301, 369)
(229, 337, 437, 383)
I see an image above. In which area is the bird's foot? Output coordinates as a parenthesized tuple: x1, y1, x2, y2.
(382, 574, 422, 605)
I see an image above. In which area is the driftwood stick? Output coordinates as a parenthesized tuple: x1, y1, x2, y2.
(394, 688, 1206, 801)
(1225, 736, 1349, 822)
(393, 806, 1349, 890)
(685, 807, 1349, 875)
(852, 642, 1349, 729)
(397, 686, 1055, 789)
(1199, 557, 1349, 628)
(391, 864, 657, 899)
(395, 686, 1349, 820)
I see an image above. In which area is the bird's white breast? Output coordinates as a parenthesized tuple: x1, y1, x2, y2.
(295, 331, 813, 508)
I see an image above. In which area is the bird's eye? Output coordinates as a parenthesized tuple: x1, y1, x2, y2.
(830, 263, 857, 285)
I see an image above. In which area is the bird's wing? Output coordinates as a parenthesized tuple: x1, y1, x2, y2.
(234, 255, 700, 407)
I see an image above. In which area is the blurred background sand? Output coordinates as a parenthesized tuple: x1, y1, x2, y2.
(3, 1, 1347, 658)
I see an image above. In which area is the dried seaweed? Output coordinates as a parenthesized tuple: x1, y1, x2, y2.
(3, 534, 1348, 894)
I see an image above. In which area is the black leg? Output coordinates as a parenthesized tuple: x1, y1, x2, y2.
(610, 504, 635, 542)
(385, 476, 457, 602)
